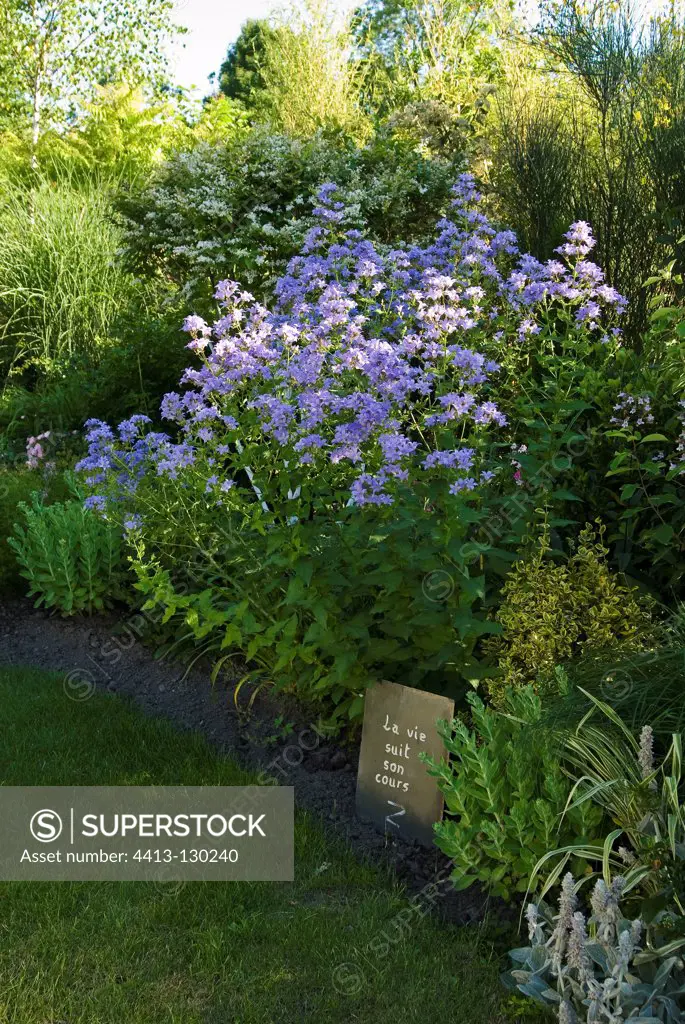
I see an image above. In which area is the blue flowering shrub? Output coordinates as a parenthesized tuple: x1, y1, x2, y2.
(76, 175, 628, 724)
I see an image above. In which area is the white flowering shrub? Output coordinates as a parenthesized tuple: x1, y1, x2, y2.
(116, 126, 458, 306)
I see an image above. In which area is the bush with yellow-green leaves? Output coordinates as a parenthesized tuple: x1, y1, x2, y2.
(485, 521, 658, 705)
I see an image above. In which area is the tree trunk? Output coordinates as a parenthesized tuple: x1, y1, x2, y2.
(30, 8, 47, 173)
(30, 74, 42, 170)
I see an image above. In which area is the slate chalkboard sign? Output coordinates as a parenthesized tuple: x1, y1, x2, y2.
(355, 680, 454, 846)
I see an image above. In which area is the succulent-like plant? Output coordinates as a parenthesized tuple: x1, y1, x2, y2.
(9, 492, 128, 615)
(423, 687, 604, 901)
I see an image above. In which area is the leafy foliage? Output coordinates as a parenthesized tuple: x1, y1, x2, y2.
(489, 87, 584, 261)
(0, 466, 70, 593)
(602, 387, 685, 593)
(352, 0, 510, 121)
(539, 644, 685, 744)
(512, 276, 685, 595)
(385, 98, 470, 157)
(45, 86, 180, 187)
(0, 304, 190, 453)
(216, 19, 283, 114)
(0, 0, 180, 164)
(505, 694, 685, 1020)
(424, 688, 605, 902)
(8, 490, 128, 614)
(533, 695, 685, 917)
(257, 0, 365, 138)
(505, 872, 685, 1023)
(494, 0, 685, 338)
(484, 521, 657, 704)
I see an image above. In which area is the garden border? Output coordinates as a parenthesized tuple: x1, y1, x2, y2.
(0, 598, 507, 927)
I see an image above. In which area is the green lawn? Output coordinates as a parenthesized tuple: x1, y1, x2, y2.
(0, 666, 526, 1024)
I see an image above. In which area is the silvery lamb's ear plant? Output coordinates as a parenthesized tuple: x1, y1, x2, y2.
(504, 872, 685, 1023)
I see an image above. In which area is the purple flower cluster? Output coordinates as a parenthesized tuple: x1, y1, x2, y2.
(610, 393, 655, 430)
(76, 416, 176, 500)
(670, 399, 685, 471)
(26, 431, 54, 472)
(79, 175, 625, 513)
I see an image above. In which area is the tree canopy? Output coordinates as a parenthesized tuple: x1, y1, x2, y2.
(217, 19, 281, 113)
(0, 0, 180, 163)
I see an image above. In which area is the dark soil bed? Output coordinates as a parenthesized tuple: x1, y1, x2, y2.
(0, 598, 504, 926)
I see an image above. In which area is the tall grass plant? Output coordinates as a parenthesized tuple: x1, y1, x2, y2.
(0, 174, 136, 379)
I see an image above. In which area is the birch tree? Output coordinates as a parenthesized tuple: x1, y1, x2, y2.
(0, 0, 180, 167)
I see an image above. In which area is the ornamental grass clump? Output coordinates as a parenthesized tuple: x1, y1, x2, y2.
(75, 174, 627, 721)
(0, 178, 135, 379)
(533, 696, 685, 919)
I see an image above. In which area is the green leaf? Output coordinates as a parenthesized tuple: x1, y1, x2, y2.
(651, 523, 675, 544)
(551, 489, 582, 502)
(294, 560, 314, 586)
(347, 694, 365, 720)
